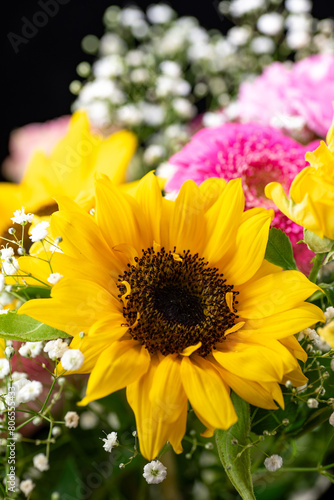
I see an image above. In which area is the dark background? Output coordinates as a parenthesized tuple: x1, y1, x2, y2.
(2, 0, 333, 172)
(1, 1, 334, 499)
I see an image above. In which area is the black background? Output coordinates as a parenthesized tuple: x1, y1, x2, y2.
(2, 0, 332, 170)
(1, 1, 334, 499)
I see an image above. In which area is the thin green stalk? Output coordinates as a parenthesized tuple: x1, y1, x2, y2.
(308, 253, 326, 283)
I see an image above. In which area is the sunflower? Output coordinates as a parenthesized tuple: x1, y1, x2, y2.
(0, 110, 137, 239)
(18, 174, 324, 459)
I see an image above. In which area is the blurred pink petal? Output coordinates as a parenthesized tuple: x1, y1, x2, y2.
(2, 116, 71, 182)
(236, 54, 334, 140)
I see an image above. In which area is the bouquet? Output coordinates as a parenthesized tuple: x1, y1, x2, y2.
(1, 2, 334, 499)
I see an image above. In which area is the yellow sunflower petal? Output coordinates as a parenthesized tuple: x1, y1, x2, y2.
(204, 179, 245, 263)
(239, 303, 325, 339)
(18, 278, 120, 335)
(135, 172, 162, 245)
(169, 180, 206, 255)
(213, 338, 299, 382)
(87, 313, 129, 343)
(181, 355, 237, 431)
(237, 271, 320, 319)
(127, 357, 187, 459)
(222, 207, 274, 285)
(149, 354, 188, 423)
(95, 175, 149, 251)
(79, 340, 150, 405)
(214, 364, 279, 410)
(279, 335, 307, 362)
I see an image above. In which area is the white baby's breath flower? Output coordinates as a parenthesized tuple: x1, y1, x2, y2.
(143, 460, 167, 484)
(61, 349, 84, 371)
(17, 380, 43, 403)
(64, 411, 80, 428)
(102, 431, 118, 452)
(229, 0, 266, 17)
(11, 208, 34, 225)
(80, 411, 99, 430)
(307, 398, 319, 409)
(285, 0, 312, 14)
(250, 36, 275, 54)
(140, 102, 166, 126)
(117, 105, 143, 126)
(47, 273, 63, 285)
(257, 13, 284, 36)
(20, 478, 35, 497)
(26, 341, 44, 357)
(147, 4, 175, 24)
(2, 257, 19, 276)
(0, 359, 10, 379)
(227, 26, 251, 46)
(130, 68, 151, 84)
(99, 33, 126, 56)
(172, 98, 196, 119)
(120, 7, 144, 27)
(33, 453, 49, 472)
(125, 49, 146, 67)
(0, 247, 14, 260)
(325, 307, 334, 321)
(12, 371, 27, 382)
(93, 55, 124, 78)
(286, 30, 310, 50)
(143, 145, 165, 165)
(0, 309, 9, 315)
(5, 346, 15, 358)
(44, 339, 69, 359)
(0, 274, 5, 293)
(264, 455, 283, 472)
(329, 412, 334, 427)
(18, 344, 31, 358)
(29, 221, 50, 242)
(160, 60, 181, 78)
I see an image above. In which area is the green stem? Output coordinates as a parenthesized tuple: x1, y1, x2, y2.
(308, 253, 326, 283)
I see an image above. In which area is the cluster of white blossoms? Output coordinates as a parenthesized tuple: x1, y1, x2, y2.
(264, 454, 283, 472)
(143, 460, 167, 484)
(0, 246, 19, 276)
(102, 431, 119, 452)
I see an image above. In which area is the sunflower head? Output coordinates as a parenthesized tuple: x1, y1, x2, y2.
(18, 173, 325, 459)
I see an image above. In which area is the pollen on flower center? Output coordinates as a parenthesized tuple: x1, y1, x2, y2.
(117, 247, 238, 356)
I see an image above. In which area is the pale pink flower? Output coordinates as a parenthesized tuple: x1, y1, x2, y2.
(165, 123, 318, 272)
(235, 54, 334, 140)
(2, 116, 70, 182)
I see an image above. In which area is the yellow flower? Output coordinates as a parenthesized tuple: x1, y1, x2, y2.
(265, 112, 334, 239)
(0, 110, 137, 237)
(18, 174, 324, 459)
(317, 321, 334, 348)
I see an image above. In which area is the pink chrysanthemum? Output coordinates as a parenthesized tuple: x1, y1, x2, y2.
(235, 54, 334, 141)
(164, 123, 318, 272)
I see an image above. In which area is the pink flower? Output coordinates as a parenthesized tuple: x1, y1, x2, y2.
(165, 123, 318, 273)
(2, 116, 71, 182)
(235, 54, 334, 141)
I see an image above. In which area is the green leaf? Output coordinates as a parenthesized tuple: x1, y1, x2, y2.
(265, 228, 298, 270)
(0, 313, 71, 341)
(215, 392, 256, 500)
(319, 283, 334, 307)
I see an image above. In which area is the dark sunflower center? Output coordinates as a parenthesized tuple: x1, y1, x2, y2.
(117, 247, 238, 356)
(154, 285, 206, 326)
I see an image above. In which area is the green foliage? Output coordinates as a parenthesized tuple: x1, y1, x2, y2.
(215, 392, 256, 500)
(265, 228, 298, 270)
(0, 313, 70, 341)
